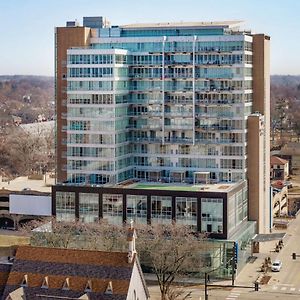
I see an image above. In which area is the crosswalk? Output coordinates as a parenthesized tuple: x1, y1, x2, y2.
(226, 291, 240, 300)
(224, 284, 300, 299)
(271, 285, 300, 293)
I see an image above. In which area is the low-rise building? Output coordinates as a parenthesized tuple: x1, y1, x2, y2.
(1, 225, 149, 300)
(0, 176, 54, 229)
(272, 185, 288, 217)
(270, 156, 289, 180)
(52, 180, 255, 241)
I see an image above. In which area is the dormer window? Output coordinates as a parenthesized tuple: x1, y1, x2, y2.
(41, 276, 49, 289)
(62, 278, 70, 290)
(84, 280, 92, 292)
(20, 274, 28, 287)
(105, 281, 113, 295)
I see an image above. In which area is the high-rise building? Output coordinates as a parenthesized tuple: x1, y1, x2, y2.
(54, 17, 270, 234)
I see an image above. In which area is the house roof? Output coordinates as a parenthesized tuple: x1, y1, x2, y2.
(0, 263, 12, 296)
(2, 246, 136, 300)
(270, 156, 289, 166)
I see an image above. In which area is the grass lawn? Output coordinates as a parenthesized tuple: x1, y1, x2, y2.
(0, 234, 30, 247)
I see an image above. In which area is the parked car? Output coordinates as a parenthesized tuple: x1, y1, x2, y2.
(271, 260, 282, 272)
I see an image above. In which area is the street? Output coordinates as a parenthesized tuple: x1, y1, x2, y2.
(148, 212, 300, 299)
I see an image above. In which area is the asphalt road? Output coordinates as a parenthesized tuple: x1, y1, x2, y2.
(218, 213, 300, 300)
(148, 213, 300, 299)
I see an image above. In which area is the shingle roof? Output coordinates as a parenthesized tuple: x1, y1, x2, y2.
(270, 156, 288, 165)
(15, 246, 133, 268)
(0, 263, 11, 297)
(2, 246, 134, 300)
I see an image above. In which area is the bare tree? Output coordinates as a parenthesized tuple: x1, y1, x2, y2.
(0, 124, 54, 177)
(136, 224, 205, 300)
(22, 220, 205, 300)
(21, 218, 127, 251)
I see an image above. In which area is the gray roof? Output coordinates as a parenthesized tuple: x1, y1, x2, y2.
(252, 233, 286, 242)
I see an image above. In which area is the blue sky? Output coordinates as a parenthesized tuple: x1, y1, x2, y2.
(0, 0, 299, 76)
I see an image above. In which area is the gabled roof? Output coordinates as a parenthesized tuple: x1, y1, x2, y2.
(3, 246, 136, 300)
(270, 156, 288, 165)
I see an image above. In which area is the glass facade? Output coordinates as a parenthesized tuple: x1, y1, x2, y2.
(103, 194, 123, 224)
(126, 195, 147, 223)
(56, 192, 75, 221)
(151, 196, 172, 224)
(228, 186, 248, 236)
(176, 197, 197, 228)
(79, 193, 99, 223)
(65, 23, 253, 186)
(201, 198, 223, 233)
(54, 180, 247, 238)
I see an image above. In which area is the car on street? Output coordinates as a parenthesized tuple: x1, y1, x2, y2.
(271, 260, 282, 272)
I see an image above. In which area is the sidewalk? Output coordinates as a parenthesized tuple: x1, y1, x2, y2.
(235, 220, 295, 286)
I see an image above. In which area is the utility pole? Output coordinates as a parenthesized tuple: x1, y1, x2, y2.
(231, 257, 235, 286)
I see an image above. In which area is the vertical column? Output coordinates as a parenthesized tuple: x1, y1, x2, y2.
(75, 191, 79, 220)
(112, 53, 117, 185)
(172, 196, 176, 223)
(162, 36, 166, 144)
(223, 196, 228, 239)
(52, 187, 56, 216)
(123, 194, 127, 224)
(98, 192, 103, 220)
(147, 195, 151, 225)
(197, 197, 201, 232)
(192, 36, 197, 145)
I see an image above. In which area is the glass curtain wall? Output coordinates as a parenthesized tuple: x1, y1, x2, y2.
(79, 193, 99, 223)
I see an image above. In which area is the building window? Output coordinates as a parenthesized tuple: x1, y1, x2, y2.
(126, 195, 147, 224)
(103, 194, 123, 225)
(79, 193, 99, 223)
(151, 196, 172, 224)
(176, 197, 197, 229)
(56, 192, 75, 221)
(201, 198, 223, 233)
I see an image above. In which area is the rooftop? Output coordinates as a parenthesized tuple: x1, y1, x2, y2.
(120, 20, 243, 29)
(121, 181, 241, 193)
(0, 175, 54, 193)
(271, 156, 288, 165)
(2, 245, 137, 300)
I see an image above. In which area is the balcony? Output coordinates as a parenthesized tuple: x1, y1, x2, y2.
(130, 137, 162, 143)
(164, 125, 193, 130)
(195, 112, 234, 118)
(164, 137, 193, 144)
(165, 112, 193, 117)
(195, 125, 233, 131)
